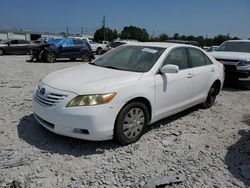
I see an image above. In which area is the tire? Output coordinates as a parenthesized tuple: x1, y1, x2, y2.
(45, 52, 56, 63)
(201, 85, 217, 109)
(0, 48, 4, 55)
(81, 52, 90, 62)
(96, 48, 102, 55)
(114, 102, 150, 145)
(70, 58, 76, 61)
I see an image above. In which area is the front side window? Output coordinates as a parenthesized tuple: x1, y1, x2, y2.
(91, 45, 166, 72)
(73, 39, 82, 45)
(163, 48, 189, 70)
(188, 48, 206, 67)
(10, 40, 18, 44)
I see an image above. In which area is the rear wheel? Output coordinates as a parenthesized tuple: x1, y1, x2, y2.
(114, 102, 149, 145)
(202, 85, 217, 108)
(81, 52, 90, 62)
(0, 49, 4, 55)
(96, 47, 102, 55)
(45, 52, 56, 63)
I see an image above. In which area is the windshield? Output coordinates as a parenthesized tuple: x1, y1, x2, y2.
(91, 45, 166, 72)
(216, 42, 250, 53)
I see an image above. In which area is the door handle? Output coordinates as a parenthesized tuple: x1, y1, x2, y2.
(187, 73, 193, 79)
(211, 68, 215, 72)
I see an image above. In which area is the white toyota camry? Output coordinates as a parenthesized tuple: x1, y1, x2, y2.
(33, 42, 224, 145)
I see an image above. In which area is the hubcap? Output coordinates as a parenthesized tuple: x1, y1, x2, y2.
(48, 53, 55, 62)
(123, 108, 145, 139)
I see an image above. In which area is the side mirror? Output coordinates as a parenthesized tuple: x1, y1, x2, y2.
(160, 64, 179, 74)
(7, 43, 10, 46)
(59, 45, 63, 49)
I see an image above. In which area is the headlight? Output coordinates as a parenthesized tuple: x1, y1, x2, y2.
(66, 92, 116, 107)
(238, 60, 250, 66)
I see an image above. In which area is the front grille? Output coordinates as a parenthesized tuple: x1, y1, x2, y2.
(216, 59, 240, 63)
(34, 86, 68, 107)
(224, 64, 236, 72)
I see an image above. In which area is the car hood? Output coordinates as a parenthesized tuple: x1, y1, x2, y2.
(42, 63, 143, 94)
(210, 51, 250, 61)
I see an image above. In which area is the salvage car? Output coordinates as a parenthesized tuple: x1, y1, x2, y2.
(28, 38, 94, 63)
(0, 39, 35, 55)
(33, 42, 224, 144)
(210, 40, 250, 88)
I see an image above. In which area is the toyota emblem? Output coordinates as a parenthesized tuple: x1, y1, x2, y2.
(40, 88, 46, 95)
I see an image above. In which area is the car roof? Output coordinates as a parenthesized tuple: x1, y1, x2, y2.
(124, 42, 197, 48)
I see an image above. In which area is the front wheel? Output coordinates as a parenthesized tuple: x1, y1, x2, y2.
(96, 48, 102, 55)
(114, 102, 150, 145)
(201, 85, 217, 108)
(45, 52, 56, 63)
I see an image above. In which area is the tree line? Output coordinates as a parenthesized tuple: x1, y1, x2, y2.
(94, 25, 245, 47)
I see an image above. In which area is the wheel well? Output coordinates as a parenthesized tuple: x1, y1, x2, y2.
(121, 97, 152, 121)
(0, 48, 5, 54)
(45, 50, 57, 57)
(212, 80, 221, 95)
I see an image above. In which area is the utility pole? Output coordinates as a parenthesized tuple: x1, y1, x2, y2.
(103, 16, 106, 41)
(81, 26, 83, 36)
(66, 26, 69, 38)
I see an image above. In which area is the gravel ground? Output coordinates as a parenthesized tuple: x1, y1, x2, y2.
(0, 55, 250, 188)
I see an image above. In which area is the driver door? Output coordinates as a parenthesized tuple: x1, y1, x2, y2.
(154, 47, 194, 119)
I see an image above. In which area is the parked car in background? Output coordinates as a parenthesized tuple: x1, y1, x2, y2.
(206, 46, 219, 52)
(28, 38, 94, 63)
(88, 40, 109, 55)
(165, 40, 201, 47)
(210, 40, 250, 88)
(32, 42, 224, 145)
(0, 39, 35, 55)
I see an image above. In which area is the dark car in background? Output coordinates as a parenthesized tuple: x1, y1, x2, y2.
(29, 38, 94, 63)
(0, 39, 35, 55)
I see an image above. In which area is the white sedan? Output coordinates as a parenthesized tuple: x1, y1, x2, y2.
(32, 42, 224, 145)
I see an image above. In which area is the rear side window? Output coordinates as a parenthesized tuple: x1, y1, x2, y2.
(188, 48, 206, 67)
(19, 40, 30, 44)
(163, 48, 189, 70)
(204, 55, 213, 65)
(73, 39, 82, 45)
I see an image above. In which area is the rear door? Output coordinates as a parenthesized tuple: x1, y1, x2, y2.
(58, 40, 75, 58)
(154, 47, 194, 119)
(72, 39, 83, 57)
(187, 47, 216, 102)
(5, 40, 19, 54)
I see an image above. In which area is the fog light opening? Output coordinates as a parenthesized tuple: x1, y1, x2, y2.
(74, 128, 89, 135)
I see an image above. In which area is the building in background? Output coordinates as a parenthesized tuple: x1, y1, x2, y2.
(0, 29, 93, 41)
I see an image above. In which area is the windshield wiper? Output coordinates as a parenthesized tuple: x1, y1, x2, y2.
(104, 66, 121, 70)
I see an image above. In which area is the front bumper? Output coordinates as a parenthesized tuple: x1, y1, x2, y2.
(32, 84, 120, 141)
(223, 64, 250, 81)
